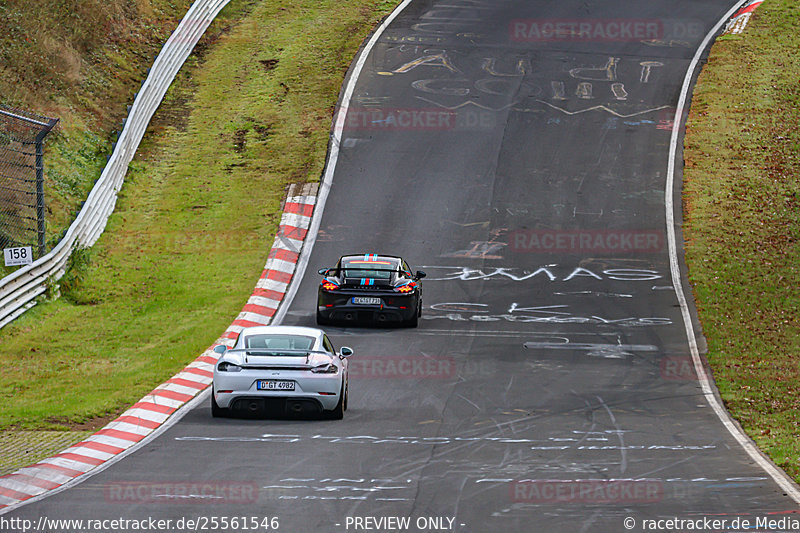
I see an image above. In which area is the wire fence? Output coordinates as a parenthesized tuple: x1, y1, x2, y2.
(0, 0, 231, 330)
(0, 106, 59, 257)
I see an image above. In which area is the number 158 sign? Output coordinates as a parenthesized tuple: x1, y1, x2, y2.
(4, 247, 33, 267)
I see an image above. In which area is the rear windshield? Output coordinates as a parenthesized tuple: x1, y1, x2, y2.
(340, 258, 399, 280)
(244, 335, 315, 351)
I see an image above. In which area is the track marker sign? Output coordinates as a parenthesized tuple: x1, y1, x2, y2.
(4, 247, 33, 267)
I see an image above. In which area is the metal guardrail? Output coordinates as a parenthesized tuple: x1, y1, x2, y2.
(0, 0, 231, 329)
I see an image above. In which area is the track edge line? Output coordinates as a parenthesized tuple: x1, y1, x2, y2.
(666, 0, 800, 504)
(272, 0, 415, 325)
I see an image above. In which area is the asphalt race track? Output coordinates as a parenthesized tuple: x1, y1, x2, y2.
(6, 1, 799, 532)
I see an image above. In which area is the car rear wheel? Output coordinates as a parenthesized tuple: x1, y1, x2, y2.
(404, 304, 419, 327)
(316, 310, 331, 326)
(211, 389, 229, 418)
(326, 381, 345, 420)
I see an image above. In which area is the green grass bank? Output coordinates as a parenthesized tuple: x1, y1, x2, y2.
(683, 0, 800, 483)
(0, 0, 397, 432)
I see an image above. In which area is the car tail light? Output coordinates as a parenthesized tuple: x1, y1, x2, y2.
(311, 363, 338, 374)
(321, 281, 339, 291)
(394, 284, 414, 293)
(217, 361, 242, 373)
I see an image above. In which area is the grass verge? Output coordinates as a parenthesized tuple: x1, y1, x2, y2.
(683, 0, 800, 483)
(0, 0, 398, 431)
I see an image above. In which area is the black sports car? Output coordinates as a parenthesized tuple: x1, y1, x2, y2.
(316, 254, 426, 327)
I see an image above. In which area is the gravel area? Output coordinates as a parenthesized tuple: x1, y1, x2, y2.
(0, 431, 91, 476)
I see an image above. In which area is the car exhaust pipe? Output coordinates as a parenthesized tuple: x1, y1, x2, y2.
(378, 314, 386, 321)
(344, 313, 354, 321)
(285, 400, 321, 415)
(248, 401, 260, 412)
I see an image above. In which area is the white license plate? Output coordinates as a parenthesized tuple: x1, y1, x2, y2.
(352, 297, 381, 305)
(257, 380, 295, 391)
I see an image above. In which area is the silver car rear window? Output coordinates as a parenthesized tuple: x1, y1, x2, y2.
(244, 334, 315, 351)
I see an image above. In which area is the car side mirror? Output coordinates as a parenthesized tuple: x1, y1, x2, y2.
(318, 268, 329, 275)
(339, 347, 354, 358)
(415, 270, 427, 279)
(213, 345, 228, 355)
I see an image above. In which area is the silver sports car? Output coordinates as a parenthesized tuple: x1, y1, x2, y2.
(211, 326, 352, 419)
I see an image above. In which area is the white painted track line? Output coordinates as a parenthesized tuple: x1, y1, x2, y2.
(0, 0, 414, 511)
(272, 0, 415, 325)
(0, 193, 316, 512)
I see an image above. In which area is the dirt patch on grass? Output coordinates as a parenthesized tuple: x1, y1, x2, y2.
(44, 410, 128, 431)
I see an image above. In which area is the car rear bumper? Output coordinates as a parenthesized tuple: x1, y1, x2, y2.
(218, 395, 332, 416)
(317, 290, 419, 323)
(214, 390, 341, 411)
(213, 371, 343, 410)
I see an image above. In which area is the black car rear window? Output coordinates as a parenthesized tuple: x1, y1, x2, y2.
(340, 258, 399, 279)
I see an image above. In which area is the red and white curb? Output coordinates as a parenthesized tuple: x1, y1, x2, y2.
(221, 182, 317, 337)
(0, 183, 318, 510)
(723, 0, 763, 35)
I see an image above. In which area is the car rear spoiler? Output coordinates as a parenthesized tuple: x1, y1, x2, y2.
(319, 267, 403, 275)
(241, 348, 329, 357)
